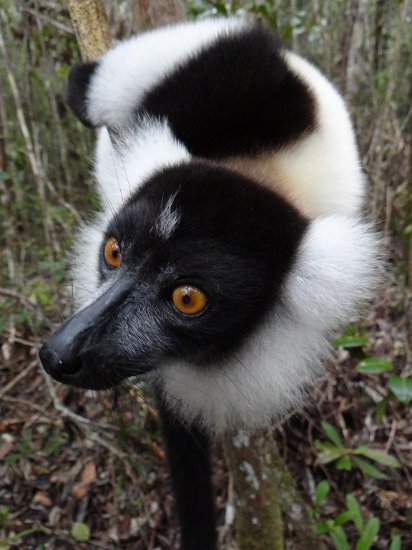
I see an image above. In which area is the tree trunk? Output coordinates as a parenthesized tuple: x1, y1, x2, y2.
(224, 429, 325, 550)
(68, 0, 111, 60)
(345, 0, 367, 105)
(224, 429, 284, 550)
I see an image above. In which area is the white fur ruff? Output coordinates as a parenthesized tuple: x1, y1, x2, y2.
(156, 217, 380, 432)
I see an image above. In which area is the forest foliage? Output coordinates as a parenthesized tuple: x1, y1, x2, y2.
(0, 1, 411, 549)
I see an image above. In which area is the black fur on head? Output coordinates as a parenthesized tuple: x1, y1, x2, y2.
(40, 161, 308, 390)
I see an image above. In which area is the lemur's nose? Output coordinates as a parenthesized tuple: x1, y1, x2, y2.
(39, 273, 135, 382)
(39, 342, 80, 378)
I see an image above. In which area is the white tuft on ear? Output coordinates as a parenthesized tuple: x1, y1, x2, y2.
(158, 217, 380, 433)
(94, 117, 190, 213)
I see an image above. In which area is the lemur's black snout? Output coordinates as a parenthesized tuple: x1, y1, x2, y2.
(39, 274, 136, 387)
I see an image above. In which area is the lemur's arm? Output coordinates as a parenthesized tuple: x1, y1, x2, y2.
(156, 395, 217, 550)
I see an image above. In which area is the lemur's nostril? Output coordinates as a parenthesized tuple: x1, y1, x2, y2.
(39, 343, 81, 379)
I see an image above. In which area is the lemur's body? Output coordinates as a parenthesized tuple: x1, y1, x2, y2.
(40, 18, 378, 549)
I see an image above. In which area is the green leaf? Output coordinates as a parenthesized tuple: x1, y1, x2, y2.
(389, 534, 401, 550)
(353, 457, 386, 479)
(330, 525, 350, 550)
(388, 377, 412, 404)
(315, 441, 344, 464)
(71, 522, 90, 542)
(0, 527, 39, 546)
(336, 455, 352, 471)
(56, 65, 69, 79)
(321, 421, 345, 448)
(375, 394, 392, 423)
(315, 480, 330, 507)
(356, 358, 393, 374)
(333, 335, 369, 349)
(345, 494, 363, 532)
(355, 517, 380, 550)
(0, 507, 9, 529)
(354, 446, 400, 467)
(316, 522, 330, 534)
(406, 507, 412, 525)
(335, 510, 354, 526)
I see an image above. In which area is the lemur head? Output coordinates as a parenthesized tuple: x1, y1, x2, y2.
(39, 155, 377, 429)
(40, 161, 307, 389)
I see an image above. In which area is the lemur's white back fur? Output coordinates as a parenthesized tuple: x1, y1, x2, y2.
(70, 17, 379, 430)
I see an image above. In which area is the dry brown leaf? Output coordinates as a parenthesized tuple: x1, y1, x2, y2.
(0, 440, 13, 459)
(151, 441, 166, 459)
(71, 484, 89, 499)
(0, 419, 23, 432)
(81, 460, 97, 485)
(33, 491, 53, 507)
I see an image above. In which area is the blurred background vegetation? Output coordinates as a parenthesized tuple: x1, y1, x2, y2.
(0, 1, 411, 549)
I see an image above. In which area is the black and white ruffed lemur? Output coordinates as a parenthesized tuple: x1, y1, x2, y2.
(39, 17, 379, 550)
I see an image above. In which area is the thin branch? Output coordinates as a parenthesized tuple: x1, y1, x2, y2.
(0, 287, 52, 327)
(23, 6, 75, 34)
(0, 361, 37, 399)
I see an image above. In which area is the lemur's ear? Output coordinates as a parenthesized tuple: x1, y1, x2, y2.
(67, 62, 99, 127)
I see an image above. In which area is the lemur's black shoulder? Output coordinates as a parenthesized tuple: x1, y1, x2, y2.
(138, 23, 316, 157)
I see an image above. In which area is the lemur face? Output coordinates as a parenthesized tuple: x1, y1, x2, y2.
(40, 162, 307, 391)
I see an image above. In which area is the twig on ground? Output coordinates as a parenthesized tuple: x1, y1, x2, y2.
(1, 395, 53, 419)
(39, 360, 139, 481)
(0, 361, 37, 399)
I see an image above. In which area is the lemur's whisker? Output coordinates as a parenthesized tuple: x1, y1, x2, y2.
(109, 146, 125, 206)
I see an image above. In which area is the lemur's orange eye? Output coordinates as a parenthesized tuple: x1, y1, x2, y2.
(104, 237, 122, 268)
(172, 286, 208, 316)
